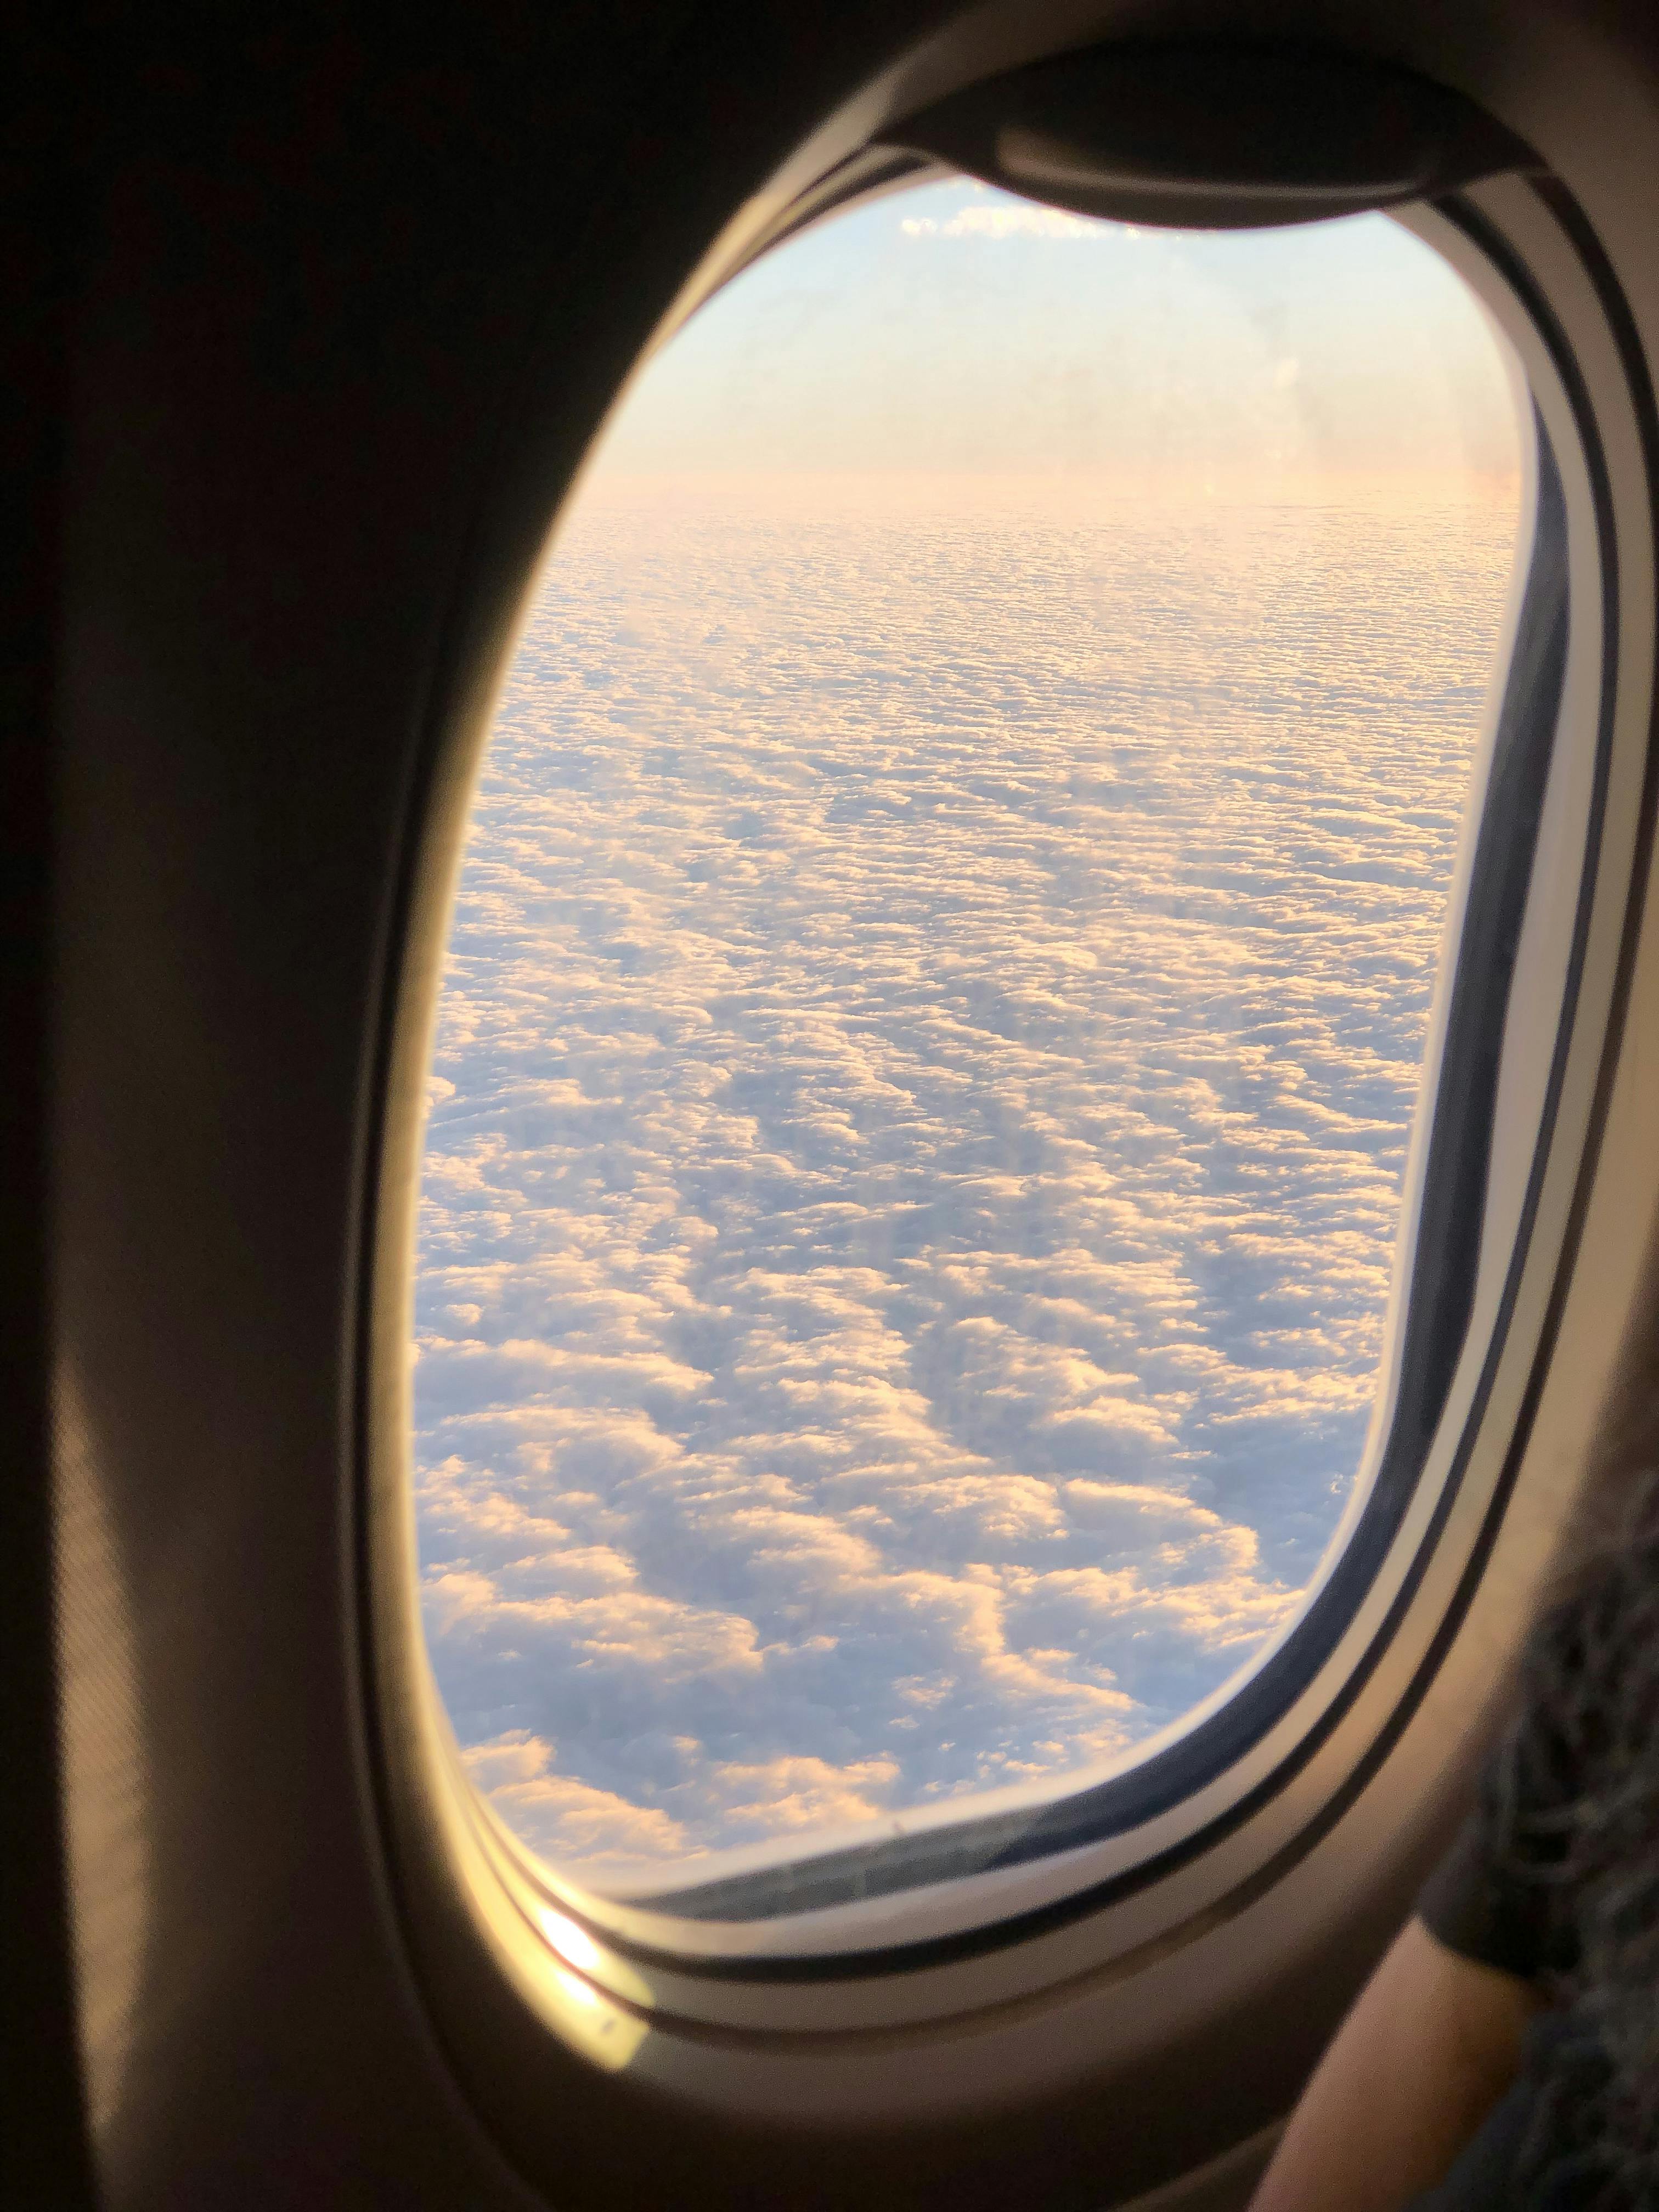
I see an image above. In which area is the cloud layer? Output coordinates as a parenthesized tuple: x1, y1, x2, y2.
(901, 204, 1104, 240)
(414, 478, 1518, 1888)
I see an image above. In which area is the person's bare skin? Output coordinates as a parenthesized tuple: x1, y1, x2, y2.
(1249, 1917, 1544, 2211)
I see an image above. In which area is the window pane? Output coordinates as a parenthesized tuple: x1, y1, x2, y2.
(414, 182, 1524, 1898)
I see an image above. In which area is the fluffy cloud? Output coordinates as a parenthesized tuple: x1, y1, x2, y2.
(414, 477, 1516, 1891)
(902, 204, 1107, 241)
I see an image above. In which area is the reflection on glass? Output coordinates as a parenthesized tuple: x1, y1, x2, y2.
(413, 180, 1524, 1894)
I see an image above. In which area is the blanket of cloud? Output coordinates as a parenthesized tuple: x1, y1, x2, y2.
(413, 475, 1519, 1890)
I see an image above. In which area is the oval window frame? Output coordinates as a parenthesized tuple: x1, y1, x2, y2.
(362, 139, 1658, 2085)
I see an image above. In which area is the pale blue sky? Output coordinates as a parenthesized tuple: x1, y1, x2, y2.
(592, 178, 1521, 483)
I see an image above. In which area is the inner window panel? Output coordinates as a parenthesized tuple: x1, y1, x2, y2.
(413, 179, 1526, 1897)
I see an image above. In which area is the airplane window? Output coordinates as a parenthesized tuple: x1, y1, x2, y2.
(412, 177, 1526, 1908)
